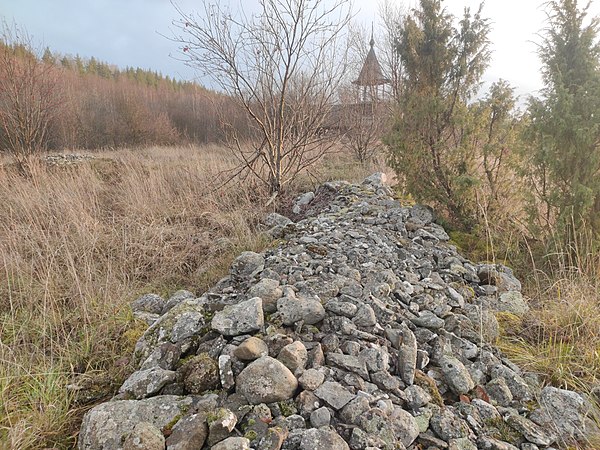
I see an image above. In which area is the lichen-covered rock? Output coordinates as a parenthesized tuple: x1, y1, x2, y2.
(236, 356, 298, 404)
(132, 294, 165, 315)
(181, 353, 220, 394)
(211, 297, 264, 336)
(119, 367, 177, 399)
(529, 386, 590, 445)
(277, 295, 326, 325)
(165, 413, 208, 450)
(314, 381, 355, 410)
(231, 251, 265, 280)
(122, 422, 164, 450)
(299, 428, 349, 450)
(211, 436, 251, 450)
(439, 355, 475, 395)
(78, 395, 193, 449)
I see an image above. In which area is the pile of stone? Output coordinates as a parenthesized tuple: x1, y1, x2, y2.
(78, 174, 595, 450)
(42, 153, 94, 166)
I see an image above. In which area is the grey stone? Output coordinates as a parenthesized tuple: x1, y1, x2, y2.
(211, 437, 251, 450)
(430, 407, 470, 440)
(490, 364, 532, 401)
(325, 300, 358, 318)
(134, 298, 207, 362)
(448, 438, 477, 450)
(410, 204, 435, 225)
(207, 408, 237, 446)
(476, 437, 519, 450)
(504, 412, 554, 446)
(529, 386, 590, 445)
(119, 368, 176, 399)
(404, 384, 432, 410)
(212, 297, 264, 336)
(299, 428, 349, 450)
(78, 395, 194, 449)
(298, 368, 325, 391)
(166, 413, 208, 450)
(310, 406, 331, 427)
(219, 355, 235, 390)
(439, 355, 475, 395)
(477, 264, 521, 293)
(390, 407, 419, 447)
(231, 251, 265, 279)
(359, 346, 389, 373)
(339, 395, 370, 425)
(140, 342, 181, 371)
(496, 291, 529, 316)
(314, 381, 356, 410)
(248, 279, 283, 313)
(131, 294, 165, 315)
(395, 323, 417, 385)
(236, 356, 298, 404)
(411, 310, 445, 329)
(326, 353, 369, 379)
(277, 295, 326, 326)
(486, 377, 513, 406)
(363, 172, 387, 187)
(359, 408, 397, 448)
(265, 212, 292, 228)
(353, 304, 377, 327)
(123, 422, 164, 450)
(162, 290, 195, 314)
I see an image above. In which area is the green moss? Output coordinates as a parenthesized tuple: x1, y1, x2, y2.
(278, 399, 297, 417)
(485, 417, 522, 444)
(162, 414, 182, 433)
(244, 430, 258, 441)
(414, 371, 444, 407)
(206, 407, 229, 425)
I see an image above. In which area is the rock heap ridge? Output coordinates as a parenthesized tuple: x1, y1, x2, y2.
(79, 174, 595, 450)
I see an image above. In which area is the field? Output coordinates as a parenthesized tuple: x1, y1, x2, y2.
(0, 144, 599, 449)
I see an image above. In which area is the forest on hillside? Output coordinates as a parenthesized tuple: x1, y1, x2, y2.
(0, 35, 249, 151)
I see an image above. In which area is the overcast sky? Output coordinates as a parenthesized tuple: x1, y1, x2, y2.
(2, 0, 600, 100)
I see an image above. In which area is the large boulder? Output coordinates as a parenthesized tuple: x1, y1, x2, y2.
(236, 356, 298, 404)
(78, 396, 193, 449)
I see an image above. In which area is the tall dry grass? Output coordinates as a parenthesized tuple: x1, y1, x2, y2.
(0, 144, 379, 448)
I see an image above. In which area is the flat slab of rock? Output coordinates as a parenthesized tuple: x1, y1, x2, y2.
(212, 297, 264, 336)
(78, 395, 194, 449)
(314, 381, 355, 410)
(300, 428, 349, 450)
(119, 368, 176, 399)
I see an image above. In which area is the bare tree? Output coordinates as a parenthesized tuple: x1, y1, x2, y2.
(0, 23, 63, 169)
(378, 0, 405, 101)
(338, 101, 388, 163)
(171, 0, 352, 194)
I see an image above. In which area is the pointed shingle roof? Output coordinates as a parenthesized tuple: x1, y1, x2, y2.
(352, 35, 390, 87)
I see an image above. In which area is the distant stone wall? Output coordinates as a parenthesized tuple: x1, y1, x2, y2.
(79, 174, 594, 450)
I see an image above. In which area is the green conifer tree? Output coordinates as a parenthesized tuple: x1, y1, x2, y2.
(526, 0, 600, 243)
(385, 0, 491, 229)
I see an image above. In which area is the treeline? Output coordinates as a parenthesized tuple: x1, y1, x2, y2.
(0, 34, 249, 154)
(385, 0, 600, 259)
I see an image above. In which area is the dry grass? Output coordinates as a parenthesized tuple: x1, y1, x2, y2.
(0, 144, 379, 448)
